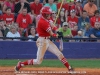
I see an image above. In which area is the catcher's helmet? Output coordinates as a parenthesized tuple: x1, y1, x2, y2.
(41, 6, 52, 18)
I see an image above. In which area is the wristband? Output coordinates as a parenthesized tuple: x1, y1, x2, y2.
(52, 33, 57, 37)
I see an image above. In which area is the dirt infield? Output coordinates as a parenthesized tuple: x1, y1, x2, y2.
(0, 67, 100, 75)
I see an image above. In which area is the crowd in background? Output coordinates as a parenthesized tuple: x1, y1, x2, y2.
(0, 0, 100, 42)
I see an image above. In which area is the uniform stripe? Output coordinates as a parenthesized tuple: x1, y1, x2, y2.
(61, 58, 68, 64)
(46, 27, 51, 32)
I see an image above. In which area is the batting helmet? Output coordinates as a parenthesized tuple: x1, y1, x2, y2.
(41, 6, 52, 18)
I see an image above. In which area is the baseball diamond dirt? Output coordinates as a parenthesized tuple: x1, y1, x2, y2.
(0, 67, 100, 75)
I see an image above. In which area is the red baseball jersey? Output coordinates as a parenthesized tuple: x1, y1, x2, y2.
(70, 5, 83, 16)
(67, 16, 78, 30)
(30, 2, 43, 15)
(57, 3, 69, 12)
(90, 16, 100, 27)
(3, 14, 14, 25)
(16, 14, 32, 29)
(37, 17, 51, 37)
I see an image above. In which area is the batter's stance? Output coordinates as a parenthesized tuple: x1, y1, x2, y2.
(15, 6, 73, 72)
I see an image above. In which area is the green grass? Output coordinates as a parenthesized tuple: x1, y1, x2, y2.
(0, 59, 100, 68)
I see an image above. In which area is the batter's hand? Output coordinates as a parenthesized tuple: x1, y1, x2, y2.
(57, 31, 63, 39)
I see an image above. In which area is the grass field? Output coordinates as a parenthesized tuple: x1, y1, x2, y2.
(0, 59, 100, 68)
(0, 59, 100, 75)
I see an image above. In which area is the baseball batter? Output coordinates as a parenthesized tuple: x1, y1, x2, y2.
(15, 6, 73, 72)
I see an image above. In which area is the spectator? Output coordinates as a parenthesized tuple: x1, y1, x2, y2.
(58, 10, 66, 27)
(6, 25, 20, 41)
(57, 0, 69, 18)
(15, 0, 31, 14)
(72, 0, 83, 17)
(30, 0, 43, 16)
(71, 25, 78, 36)
(90, 10, 100, 28)
(3, 0, 15, 13)
(78, 10, 90, 30)
(28, 26, 38, 41)
(49, 11, 60, 28)
(3, 7, 14, 27)
(83, 0, 97, 17)
(59, 22, 72, 38)
(67, 9, 78, 30)
(68, 0, 75, 16)
(0, 20, 9, 37)
(84, 23, 92, 37)
(16, 7, 32, 36)
(15, 0, 33, 22)
(90, 22, 100, 38)
(51, 11, 56, 22)
(74, 30, 84, 42)
(44, 0, 57, 12)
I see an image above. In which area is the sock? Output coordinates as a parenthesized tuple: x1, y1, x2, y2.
(21, 59, 33, 67)
(61, 57, 71, 70)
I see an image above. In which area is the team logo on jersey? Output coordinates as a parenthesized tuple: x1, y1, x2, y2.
(22, 19, 26, 23)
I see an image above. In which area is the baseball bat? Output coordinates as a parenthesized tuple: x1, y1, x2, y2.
(59, 38, 63, 51)
(54, 0, 64, 25)
(53, 0, 64, 51)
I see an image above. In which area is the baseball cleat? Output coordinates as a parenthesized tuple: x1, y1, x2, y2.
(68, 67, 75, 74)
(15, 61, 22, 71)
